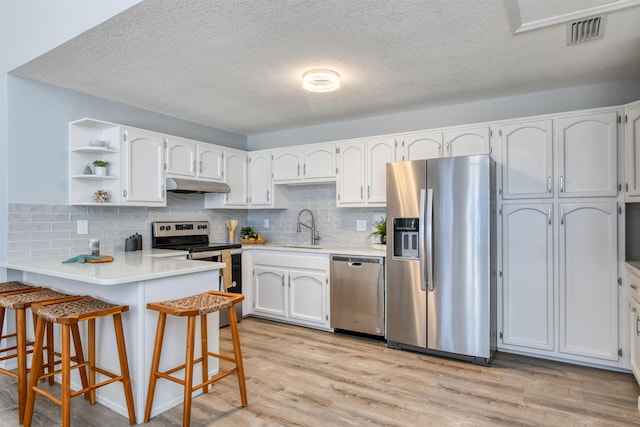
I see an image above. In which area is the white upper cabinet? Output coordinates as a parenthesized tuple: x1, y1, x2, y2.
(166, 137, 224, 181)
(367, 137, 395, 204)
(121, 128, 166, 206)
(271, 143, 336, 184)
(444, 126, 491, 157)
(205, 148, 248, 208)
(272, 150, 302, 182)
(336, 141, 366, 205)
(166, 137, 197, 177)
(625, 103, 640, 199)
(557, 111, 618, 198)
(249, 151, 272, 207)
(197, 144, 224, 181)
(501, 119, 554, 199)
(336, 138, 394, 207)
(396, 132, 443, 161)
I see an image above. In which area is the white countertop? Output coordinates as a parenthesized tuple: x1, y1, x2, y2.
(0, 249, 224, 285)
(242, 243, 387, 257)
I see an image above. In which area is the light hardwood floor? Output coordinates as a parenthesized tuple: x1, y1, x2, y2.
(2, 317, 640, 426)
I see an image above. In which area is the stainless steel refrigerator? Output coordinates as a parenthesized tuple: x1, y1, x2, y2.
(385, 154, 496, 365)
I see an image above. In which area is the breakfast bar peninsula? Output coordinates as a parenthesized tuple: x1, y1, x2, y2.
(0, 249, 225, 423)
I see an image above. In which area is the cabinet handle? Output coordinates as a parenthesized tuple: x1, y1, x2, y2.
(297, 164, 300, 176)
(288, 276, 291, 288)
(637, 316, 640, 336)
(361, 186, 364, 199)
(547, 176, 552, 193)
(267, 190, 270, 201)
(123, 189, 127, 198)
(560, 176, 564, 192)
(446, 142, 450, 153)
(199, 161, 203, 173)
(633, 306, 638, 312)
(547, 208, 552, 225)
(281, 275, 285, 287)
(368, 185, 371, 199)
(560, 208, 565, 225)
(193, 159, 197, 172)
(631, 284, 638, 290)
(304, 163, 306, 176)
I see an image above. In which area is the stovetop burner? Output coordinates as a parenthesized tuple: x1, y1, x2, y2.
(151, 221, 241, 252)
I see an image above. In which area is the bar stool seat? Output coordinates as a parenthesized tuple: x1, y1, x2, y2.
(145, 290, 247, 427)
(0, 284, 73, 423)
(23, 295, 136, 427)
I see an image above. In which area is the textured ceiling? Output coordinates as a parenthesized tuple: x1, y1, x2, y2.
(10, 0, 640, 135)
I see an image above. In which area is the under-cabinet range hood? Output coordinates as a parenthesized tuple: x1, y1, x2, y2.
(166, 177, 230, 194)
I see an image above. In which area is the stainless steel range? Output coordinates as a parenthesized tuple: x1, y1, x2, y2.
(151, 221, 242, 327)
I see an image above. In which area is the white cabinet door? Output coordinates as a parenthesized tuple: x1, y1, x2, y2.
(122, 128, 165, 205)
(253, 266, 287, 319)
(444, 126, 491, 157)
(166, 137, 196, 177)
(557, 112, 617, 198)
(272, 149, 302, 182)
(223, 149, 248, 207)
(197, 144, 224, 181)
(558, 201, 618, 361)
(629, 296, 640, 384)
(288, 269, 327, 326)
(401, 132, 443, 161)
(501, 120, 553, 199)
(337, 141, 366, 205)
(249, 151, 272, 206)
(501, 204, 554, 351)
(625, 104, 640, 198)
(366, 137, 395, 204)
(303, 144, 335, 181)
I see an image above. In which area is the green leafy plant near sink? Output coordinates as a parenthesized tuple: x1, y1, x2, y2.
(240, 226, 258, 239)
(368, 217, 387, 243)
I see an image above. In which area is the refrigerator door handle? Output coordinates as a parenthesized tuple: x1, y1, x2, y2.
(426, 188, 434, 292)
(419, 188, 426, 292)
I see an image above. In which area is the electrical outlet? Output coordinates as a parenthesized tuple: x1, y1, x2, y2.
(77, 220, 88, 235)
(264, 219, 269, 228)
(356, 220, 367, 231)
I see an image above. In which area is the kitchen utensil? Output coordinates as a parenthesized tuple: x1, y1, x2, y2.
(226, 219, 238, 242)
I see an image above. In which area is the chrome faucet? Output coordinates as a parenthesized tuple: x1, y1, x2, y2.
(297, 209, 320, 245)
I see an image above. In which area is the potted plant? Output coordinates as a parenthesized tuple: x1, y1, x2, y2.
(368, 217, 387, 244)
(92, 160, 110, 176)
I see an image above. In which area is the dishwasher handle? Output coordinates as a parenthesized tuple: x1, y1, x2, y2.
(331, 255, 383, 264)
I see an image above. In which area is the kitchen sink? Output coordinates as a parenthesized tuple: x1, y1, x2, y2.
(283, 244, 324, 249)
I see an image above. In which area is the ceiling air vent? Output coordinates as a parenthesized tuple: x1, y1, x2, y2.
(567, 15, 606, 45)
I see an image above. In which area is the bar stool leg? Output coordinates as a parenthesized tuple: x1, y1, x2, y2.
(144, 312, 167, 422)
(200, 313, 208, 394)
(46, 321, 55, 385)
(0, 307, 5, 343)
(88, 318, 96, 404)
(16, 308, 27, 423)
(61, 324, 72, 427)
(71, 323, 90, 399)
(113, 313, 136, 424)
(183, 315, 196, 427)
(23, 316, 45, 427)
(228, 305, 247, 406)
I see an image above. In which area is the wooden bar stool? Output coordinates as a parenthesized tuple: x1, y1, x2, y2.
(0, 284, 75, 423)
(23, 295, 136, 427)
(144, 290, 247, 426)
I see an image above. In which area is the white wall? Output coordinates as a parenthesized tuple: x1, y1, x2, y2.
(247, 78, 640, 149)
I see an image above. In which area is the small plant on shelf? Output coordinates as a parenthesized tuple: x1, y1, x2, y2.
(92, 160, 110, 176)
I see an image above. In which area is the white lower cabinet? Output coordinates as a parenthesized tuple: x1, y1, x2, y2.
(250, 251, 330, 330)
(500, 201, 620, 367)
(628, 265, 640, 386)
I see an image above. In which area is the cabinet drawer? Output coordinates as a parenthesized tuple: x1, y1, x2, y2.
(629, 265, 640, 302)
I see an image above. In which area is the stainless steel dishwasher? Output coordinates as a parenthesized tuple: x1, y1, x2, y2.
(330, 255, 384, 336)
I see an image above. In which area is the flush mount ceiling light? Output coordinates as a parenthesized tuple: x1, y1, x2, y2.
(302, 69, 340, 92)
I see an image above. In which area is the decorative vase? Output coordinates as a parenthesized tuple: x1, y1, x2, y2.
(92, 189, 109, 203)
(380, 235, 386, 244)
(94, 166, 107, 176)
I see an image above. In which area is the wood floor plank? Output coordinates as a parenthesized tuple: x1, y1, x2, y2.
(1, 317, 640, 426)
